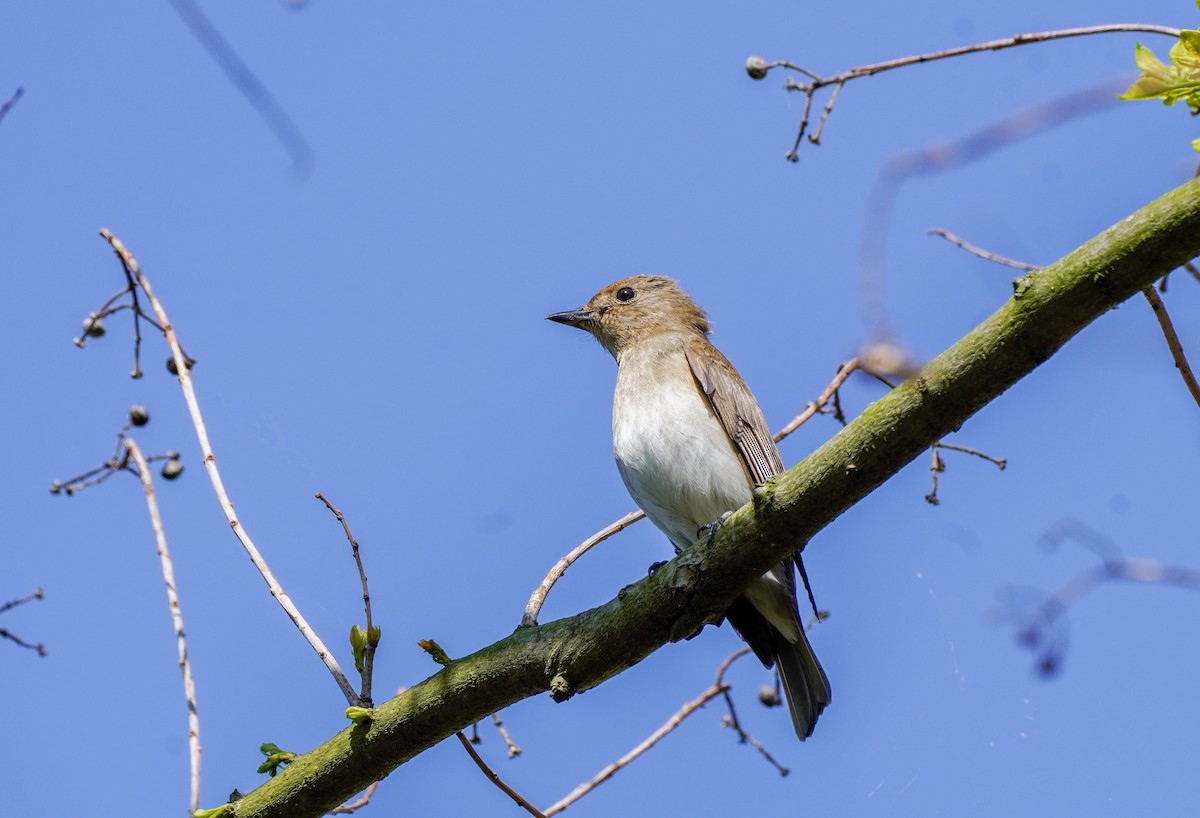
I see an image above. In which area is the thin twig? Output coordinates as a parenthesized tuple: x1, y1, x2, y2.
(0, 628, 47, 654)
(0, 87, 24, 127)
(935, 442, 1008, 470)
(522, 360, 861, 627)
(925, 447, 946, 506)
(328, 781, 381, 815)
(544, 648, 755, 816)
(0, 588, 47, 656)
(925, 440, 1006, 505)
(0, 588, 44, 616)
(98, 229, 360, 706)
(771, 24, 1180, 159)
(456, 732, 546, 818)
(719, 687, 790, 776)
(316, 492, 377, 705)
(933, 227, 1199, 409)
(807, 79, 844, 145)
(165, 0, 312, 170)
(125, 438, 202, 815)
(773, 358, 860, 440)
(492, 712, 522, 758)
(521, 509, 644, 627)
(1141, 286, 1200, 409)
(928, 228, 1040, 271)
(713, 645, 787, 776)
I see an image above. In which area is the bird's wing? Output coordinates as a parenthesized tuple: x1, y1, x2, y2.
(684, 343, 784, 485)
(686, 342, 815, 614)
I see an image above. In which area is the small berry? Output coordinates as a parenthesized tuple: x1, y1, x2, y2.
(161, 459, 184, 481)
(758, 685, 781, 707)
(745, 56, 769, 80)
(129, 405, 150, 427)
(83, 314, 106, 338)
(166, 355, 196, 375)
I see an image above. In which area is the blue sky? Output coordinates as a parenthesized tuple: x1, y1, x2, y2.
(3, 2, 1198, 816)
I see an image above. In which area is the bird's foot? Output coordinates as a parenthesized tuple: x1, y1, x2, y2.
(647, 560, 669, 576)
(697, 511, 733, 546)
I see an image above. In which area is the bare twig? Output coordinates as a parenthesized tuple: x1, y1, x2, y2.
(0, 87, 23, 127)
(523, 360, 862, 627)
(1141, 286, 1200, 409)
(936, 442, 1008, 470)
(328, 781, 381, 815)
(492, 712, 522, 759)
(544, 648, 757, 816)
(714, 648, 790, 776)
(773, 358, 860, 440)
(928, 228, 1040, 271)
(0, 588, 44, 616)
(719, 688, 790, 776)
(767, 24, 1180, 159)
(925, 447, 946, 506)
(316, 492, 377, 705)
(925, 440, 1006, 505)
(165, 0, 312, 169)
(0, 589, 47, 656)
(98, 229, 360, 706)
(455, 732, 546, 818)
(125, 438, 202, 815)
(0, 628, 47, 654)
(521, 509, 644, 627)
(933, 228, 1199, 409)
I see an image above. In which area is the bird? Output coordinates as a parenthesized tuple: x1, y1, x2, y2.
(547, 275, 830, 739)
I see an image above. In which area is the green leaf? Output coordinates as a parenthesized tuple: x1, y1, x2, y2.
(346, 705, 375, 724)
(350, 625, 367, 673)
(257, 743, 297, 777)
(193, 807, 232, 818)
(418, 638, 452, 666)
(1120, 35, 1200, 109)
(1121, 43, 1174, 100)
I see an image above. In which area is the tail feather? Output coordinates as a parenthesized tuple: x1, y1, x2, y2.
(772, 626, 831, 741)
(726, 592, 831, 740)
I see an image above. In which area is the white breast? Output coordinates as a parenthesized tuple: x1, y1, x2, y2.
(611, 338, 752, 551)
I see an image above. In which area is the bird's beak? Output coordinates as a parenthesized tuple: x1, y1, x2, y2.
(546, 308, 597, 329)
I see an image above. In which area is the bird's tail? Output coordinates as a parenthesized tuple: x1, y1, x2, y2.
(773, 626, 831, 740)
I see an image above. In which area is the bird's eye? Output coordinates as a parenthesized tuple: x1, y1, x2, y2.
(615, 286, 636, 302)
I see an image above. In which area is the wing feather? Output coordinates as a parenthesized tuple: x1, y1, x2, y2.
(684, 343, 783, 485)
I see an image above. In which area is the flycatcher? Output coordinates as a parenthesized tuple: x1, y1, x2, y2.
(548, 275, 831, 740)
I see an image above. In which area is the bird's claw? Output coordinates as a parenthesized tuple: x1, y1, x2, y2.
(697, 512, 733, 546)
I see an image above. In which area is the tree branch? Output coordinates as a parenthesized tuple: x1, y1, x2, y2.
(223, 176, 1200, 817)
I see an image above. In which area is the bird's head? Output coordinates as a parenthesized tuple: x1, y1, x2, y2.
(546, 275, 711, 358)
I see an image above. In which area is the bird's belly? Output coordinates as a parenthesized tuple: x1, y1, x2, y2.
(613, 377, 751, 551)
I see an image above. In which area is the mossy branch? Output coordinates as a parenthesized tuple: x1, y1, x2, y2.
(229, 177, 1200, 818)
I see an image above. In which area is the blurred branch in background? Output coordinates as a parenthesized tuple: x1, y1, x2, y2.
(0, 87, 23, 127)
(993, 520, 1200, 676)
(166, 0, 312, 170)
